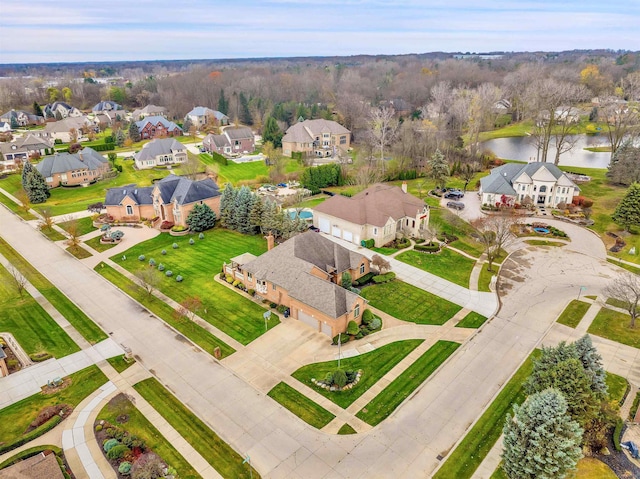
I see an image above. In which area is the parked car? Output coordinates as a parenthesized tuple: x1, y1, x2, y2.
(444, 190, 464, 199)
(309, 225, 320, 232)
(447, 201, 465, 210)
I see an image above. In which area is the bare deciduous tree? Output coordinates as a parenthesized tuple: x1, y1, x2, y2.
(37, 207, 55, 231)
(471, 214, 518, 271)
(604, 273, 640, 328)
(181, 153, 202, 180)
(15, 188, 31, 214)
(174, 296, 203, 322)
(371, 254, 391, 274)
(367, 106, 399, 167)
(8, 265, 27, 298)
(601, 99, 640, 159)
(134, 268, 162, 300)
(63, 217, 82, 248)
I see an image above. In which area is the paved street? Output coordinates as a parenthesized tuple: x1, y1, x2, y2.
(0, 205, 630, 478)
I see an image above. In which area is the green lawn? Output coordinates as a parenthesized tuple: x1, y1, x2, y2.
(111, 228, 280, 345)
(370, 247, 399, 255)
(97, 393, 201, 479)
(66, 245, 93, 259)
(337, 423, 357, 435)
(605, 372, 629, 405)
(58, 216, 95, 236)
(95, 263, 235, 358)
(456, 311, 489, 328)
(361, 281, 462, 325)
(556, 300, 591, 328)
(0, 237, 107, 345)
(396, 248, 476, 288)
(524, 239, 566, 247)
(298, 196, 328, 209)
(134, 378, 259, 479)
(39, 227, 67, 242)
(607, 258, 640, 274)
(629, 392, 640, 421)
(267, 382, 336, 429)
(588, 307, 640, 348)
(216, 160, 269, 184)
(0, 263, 80, 358)
(0, 189, 36, 220)
(356, 341, 460, 425)
(291, 340, 423, 408)
(477, 263, 495, 292)
(432, 351, 538, 479)
(84, 235, 117, 252)
(606, 297, 629, 309)
(429, 208, 485, 257)
(106, 355, 136, 374)
(0, 366, 107, 447)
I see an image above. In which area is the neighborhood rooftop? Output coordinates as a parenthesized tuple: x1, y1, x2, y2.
(155, 175, 221, 205)
(34, 147, 107, 177)
(282, 119, 350, 143)
(133, 138, 185, 163)
(104, 184, 154, 206)
(480, 162, 580, 196)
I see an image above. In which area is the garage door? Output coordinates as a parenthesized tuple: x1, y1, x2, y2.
(343, 231, 353, 243)
(319, 217, 330, 233)
(321, 322, 332, 337)
(332, 226, 341, 237)
(298, 311, 319, 332)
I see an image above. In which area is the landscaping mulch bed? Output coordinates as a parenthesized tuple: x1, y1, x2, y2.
(591, 432, 640, 479)
(25, 404, 71, 433)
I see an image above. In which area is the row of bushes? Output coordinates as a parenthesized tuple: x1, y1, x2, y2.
(372, 272, 396, 283)
(332, 310, 383, 344)
(29, 352, 52, 362)
(415, 243, 441, 253)
(0, 415, 63, 455)
(353, 271, 377, 286)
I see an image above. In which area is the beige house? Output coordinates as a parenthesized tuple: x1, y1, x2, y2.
(35, 147, 110, 188)
(226, 232, 370, 337)
(105, 175, 221, 227)
(0, 346, 8, 377)
(134, 138, 187, 169)
(44, 116, 92, 143)
(282, 119, 350, 158)
(313, 183, 429, 248)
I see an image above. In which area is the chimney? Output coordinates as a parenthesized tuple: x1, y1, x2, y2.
(265, 233, 275, 251)
(401, 181, 407, 194)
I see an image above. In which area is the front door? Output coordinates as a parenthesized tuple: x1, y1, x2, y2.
(537, 196, 546, 205)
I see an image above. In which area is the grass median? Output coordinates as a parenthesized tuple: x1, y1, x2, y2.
(396, 248, 476, 288)
(557, 300, 591, 328)
(268, 382, 336, 429)
(456, 311, 489, 328)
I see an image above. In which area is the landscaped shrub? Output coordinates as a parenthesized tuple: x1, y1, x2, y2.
(95, 424, 103, 432)
(365, 239, 375, 248)
(148, 258, 156, 267)
(353, 272, 378, 286)
(106, 444, 130, 460)
(118, 461, 132, 475)
(189, 238, 195, 245)
(158, 264, 165, 271)
(103, 438, 119, 453)
(172, 243, 178, 249)
(225, 274, 233, 283)
(29, 352, 52, 362)
(276, 304, 288, 314)
(362, 309, 375, 325)
(138, 255, 145, 261)
(372, 272, 396, 283)
(269, 302, 277, 308)
(346, 320, 359, 335)
(232, 279, 241, 287)
(248, 289, 255, 296)
(415, 243, 440, 253)
(171, 225, 187, 232)
(199, 232, 205, 240)
(165, 270, 173, 277)
(368, 317, 382, 330)
(175, 275, 183, 282)
(332, 369, 347, 388)
(161, 249, 167, 255)
(332, 333, 350, 345)
(613, 418, 623, 451)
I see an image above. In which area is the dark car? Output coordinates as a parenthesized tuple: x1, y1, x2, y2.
(444, 190, 464, 199)
(446, 201, 465, 210)
(309, 226, 320, 232)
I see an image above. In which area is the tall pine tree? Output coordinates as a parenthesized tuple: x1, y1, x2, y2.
(25, 169, 50, 204)
(234, 186, 253, 234)
(574, 334, 608, 399)
(262, 116, 283, 148)
(612, 182, 640, 232)
(33, 102, 44, 118)
(21, 160, 34, 194)
(128, 122, 141, 142)
(239, 92, 252, 124)
(218, 89, 228, 115)
(219, 183, 237, 229)
(186, 203, 216, 232)
(249, 195, 264, 233)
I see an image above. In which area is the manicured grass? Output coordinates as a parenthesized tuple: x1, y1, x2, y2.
(95, 263, 235, 358)
(477, 263, 495, 292)
(361, 281, 462, 325)
(267, 382, 336, 429)
(0, 189, 36, 220)
(0, 366, 107, 447)
(588, 308, 640, 348)
(291, 340, 423, 408)
(570, 458, 618, 478)
(0, 263, 80, 358)
(477, 120, 535, 142)
(298, 196, 328, 209)
(605, 372, 629, 406)
(524, 239, 566, 246)
(396, 248, 476, 288)
(585, 295, 598, 300)
(489, 466, 508, 479)
(556, 300, 591, 328)
(106, 355, 136, 373)
(430, 208, 485, 257)
(606, 297, 629, 309)
(66, 245, 93, 259)
(97, 393, 201, 479)
(456, 311, 489, 328)
(337, 423, 357, 435)
(58, 216, 95, 236)
(216, 160, 269, 184)
(134, 378, 259, 479)
(607, 258, 640, 274)
(84, 235, 118, 252)
(111, 228, 280, 345)
(357, 341, 460, 426)
(0, 237, 107, 345)
(39, 227, 67, 241)
(629, 392, 640, 421)
(370, 247, 398, 255)
(432, 351, 538, 479)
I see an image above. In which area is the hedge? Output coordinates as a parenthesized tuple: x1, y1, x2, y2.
(372, 272, 396, 284)
(360, 239, 375, 248)
(353, 272, 378, 286)
(415, 243, 441, 253)
(0, 416, 63, 455)
(613, 418, 623, 451)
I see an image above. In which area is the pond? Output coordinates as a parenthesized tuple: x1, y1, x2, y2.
(482, 135, 611, 169)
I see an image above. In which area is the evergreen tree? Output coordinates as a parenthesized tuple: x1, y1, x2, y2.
(219, 183, 237, 229)
(574, 334, 608, 399)
(428, 149, 450, 190)
(25, 169, 50, 204)
(249, 196, 264, 233)
(233, 186, 253, 234)
(502, 389, 582, 479)
(55, 111, 63, 121)
(21, 160, 34, 193)
(128, 121, 141, 143)
(186, 203, 216, 232)
(182, 117, 192, 132)
(115, 129, 125, 147)
(261, 200, 279, 235)
(612, 182, 640, 231)
(33, 102, 43, 118)
(10, 115, 19, 129)
(262, 116, 283, 148)
(218, 89, 228, 115)
(239, 92, 252, 125)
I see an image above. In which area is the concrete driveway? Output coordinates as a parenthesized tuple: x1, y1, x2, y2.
(439, 190, 484, 222)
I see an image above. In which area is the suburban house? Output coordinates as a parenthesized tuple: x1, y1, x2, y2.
(282, 119, 351, 158)
(185, 107, 229, 128)
(135, 116, 182, 140)
(0, 109, 44, 127)
(43, 102, 82, 119)
(133, 138, 187, 169)
(0, 451, 65, 479)
(92, 100, 122, 111)
(0, 121, 11, 133)
(35, 147, 110, 188)
(0, 345, 7, 377)
(105, 175, 221, 227)
(131, 104, 167, 120)
(44, 116, 92, 143)
(202, 127, 255, 156)
(479, 162, 580, 207)
(89, 110, 121, 129)
(0, 134, 53, 168)
(313, 183, 430, 248)
(225, 232, 370, 337)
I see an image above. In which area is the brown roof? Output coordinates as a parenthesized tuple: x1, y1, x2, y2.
(314, 184, 426, 227)
(282, 119, 350, 143)
(0, 452, 65, 479)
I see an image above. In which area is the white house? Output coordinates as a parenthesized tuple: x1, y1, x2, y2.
(133, 138, 187, 170)
(185, 107, 229, 129)
(313, 183, 429, 248)
(479, 163, 579, 207)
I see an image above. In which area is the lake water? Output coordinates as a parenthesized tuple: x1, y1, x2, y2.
(481, 135, 611, 169)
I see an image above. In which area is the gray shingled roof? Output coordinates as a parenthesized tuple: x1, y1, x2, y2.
(35, 147, 107, 177)
(480, 163, 579, 195)
(133, 138, 186, 163)
(224, 127, 253, 140)
(92, 101, 121, 111)
(282, 119, 350, 143)
(155, 176, 220, 205)
(132, 105, 166, 117)
(104, 184, 154, 206)
(314, 184, 426, 227)
(135, 116, 182, 133)
(243, 232, 365, 318)
(44, 116, 88, 133)
(204, 133, 229, 148)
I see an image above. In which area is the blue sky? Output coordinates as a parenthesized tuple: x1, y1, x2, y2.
(1, 0, 638, 63)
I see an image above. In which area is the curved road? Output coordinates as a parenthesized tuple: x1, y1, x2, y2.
(0, 209, 618, 478)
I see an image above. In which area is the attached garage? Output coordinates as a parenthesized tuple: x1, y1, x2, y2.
(321, 322, 332, 337)
(342, 231, 353, 243)
(332, 226, 341, 238)
(318, 217, 330, 233)
(298, 311, 319, 332)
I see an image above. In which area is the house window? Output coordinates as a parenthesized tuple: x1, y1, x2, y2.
(272, 283, 276, 291)
(340, 136, 347, 145)
(126, 205, 133, 215)
(373, 227, 378, 236)
(533, 186, 537, 192)
(247, 272, 252, 281)
(354, 304, 360, 318)
(540, 185, 547, 193)
(360, 263, 365, 274)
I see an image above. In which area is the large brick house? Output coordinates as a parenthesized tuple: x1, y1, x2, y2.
(34, 147, 110, 188)
(313, 183, 429, 248)
(105, 175, 221, 227)
(282, 119, 351, 158)
(134, 138, 187, 170)
(135, 116, 182, 140)
(202, 127, 254, 156)
(225, 232, 370, 337)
